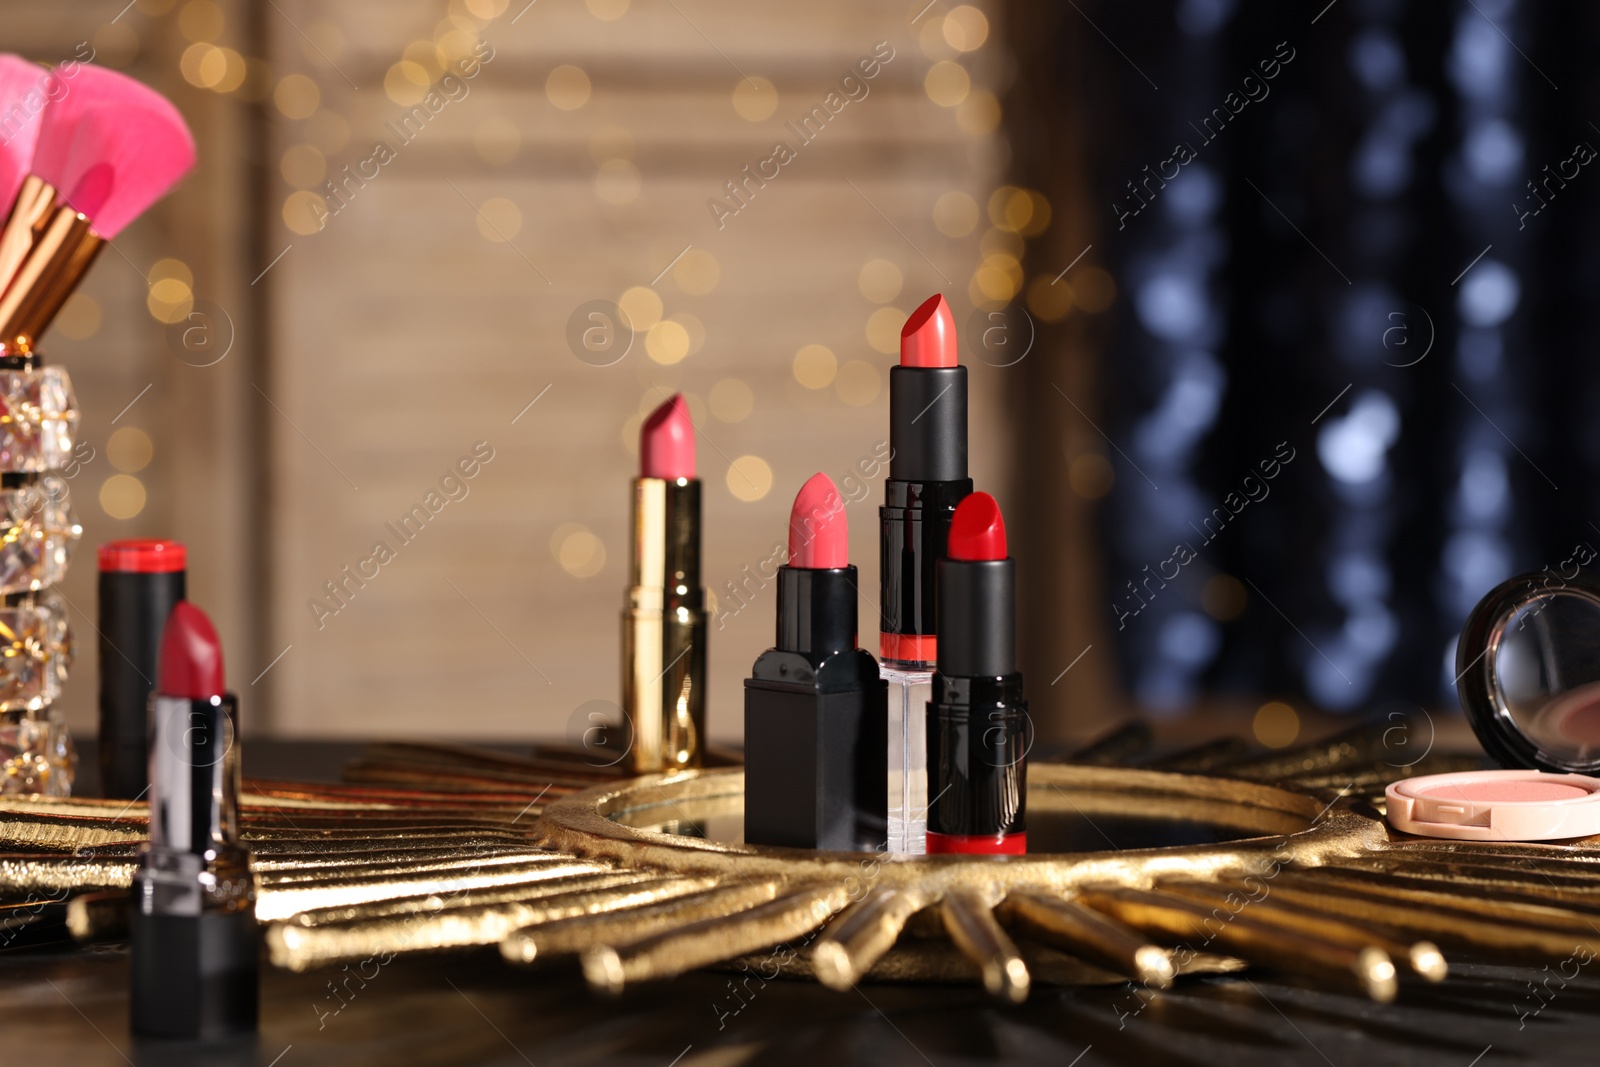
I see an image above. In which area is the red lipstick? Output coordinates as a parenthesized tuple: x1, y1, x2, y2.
(157, 599, 224, 700)
(639, 393, 695, 480)
(925, 492, 1029, 856)
(132, 599, 259, 1038)
(745, 474, 888, 850)
(622, 393, 706, 771)
(97, 539, 187, 800)
(880, 293, 972, 668)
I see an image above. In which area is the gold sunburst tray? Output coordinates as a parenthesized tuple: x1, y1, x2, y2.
(3, 719, 1597, 1006)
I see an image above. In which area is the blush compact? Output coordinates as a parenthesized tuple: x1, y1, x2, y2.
(1388, 570, 1600, 840)
(1386, 769, 1600, 841)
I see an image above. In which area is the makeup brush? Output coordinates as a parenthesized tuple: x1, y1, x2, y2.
(0, 62, 195, 352)
(0, 57, 50, 300)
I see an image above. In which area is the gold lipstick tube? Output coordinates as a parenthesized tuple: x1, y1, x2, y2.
(622, 476, 706, 772)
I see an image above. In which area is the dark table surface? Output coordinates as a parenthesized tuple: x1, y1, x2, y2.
(8, 741, 1599, 1067)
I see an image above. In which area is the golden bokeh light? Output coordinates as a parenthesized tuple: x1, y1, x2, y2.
(709, 378, 754, 423)
(275, 73, 321, 118)
(475, 197, 522, 242)
(107, 427, 154, 474)
(283, 190, 328, 235)
(646, 320, 691, 365)
(618, 287, 662, 331)
(403, 39, 444, 81)
(933, 190, 980, 237)
(1068, 453, 1114, 499)
(673, 249, 720, 295)
(942, 5, 990, 51)
(1027, 275, 1073, 322)
(924, 61, 971, 108)
(918, 17, 956, 60)
(384, 61, 431, 106)
(149, 258, 194, 287)
(1254, 702, 1301, 749)
(956, 90, 1001, 135)
(792, 344, 838, 389)
(835, 360, 882, 406)
(146, 278, 194, 324)
(595, 159, 642, 205)
(100, 475, 147, 520)
(857, 259, 903, 304)
(551, 523, 607, 578)
(547, 65, 592, 110)
(55, 294, 102, 341)
(865, 306, 907, 354)
(732, 76, 779, 121)
(726, 456, 774, 502)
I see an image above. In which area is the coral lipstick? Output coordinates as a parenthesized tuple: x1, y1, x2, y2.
(898, 291, 959, 368)
(622, 394, 707, 771)
(880, 293, 972, 668)
(788, 471, 849, 568)
(745, 474, 887, 850)
(882, 293, 973, 852)
(131, 600, 259, 1038)
(925, 493, 1029, 856)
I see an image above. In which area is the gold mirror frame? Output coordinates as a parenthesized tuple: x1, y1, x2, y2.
(4, 732, 1599, 1008)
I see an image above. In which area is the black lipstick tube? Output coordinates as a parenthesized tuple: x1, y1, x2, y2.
(97, 540, 185, 799)
(745, 564, 888, 850)
(131, 690, 258, 1038)
(879, 364, 972, 668)
(926, 554, 1029, 854)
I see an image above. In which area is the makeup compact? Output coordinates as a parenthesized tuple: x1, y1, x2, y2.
(1386, 770, 1600, 841)
(1454, 570, 1600, 775)
(1390, 570, 1600, 841)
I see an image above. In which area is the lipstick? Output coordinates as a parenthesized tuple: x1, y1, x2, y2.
(130, 601, 258, 1038)
(926, 493, 1028, 855)
(881, 293, 972, 852)
(880, 293, 972, 668)
(745, 473, 887, 849)
(622, 394, 707, 772)
(97, 539, 186, 800)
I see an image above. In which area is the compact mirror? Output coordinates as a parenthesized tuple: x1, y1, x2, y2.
(1458, 573, 1600, 774)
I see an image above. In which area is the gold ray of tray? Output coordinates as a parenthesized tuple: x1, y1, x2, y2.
(2, 722, 1597, 1005)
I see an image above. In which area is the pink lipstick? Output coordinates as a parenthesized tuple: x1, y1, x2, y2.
(639, 392, 695, 481)
(744, 474, 888, 850)
(622, 393, 707, 771)
(131, 600, 259, 1038)
(925, 493, 1029, 855)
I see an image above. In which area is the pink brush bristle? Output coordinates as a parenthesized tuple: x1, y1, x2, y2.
(0, 56, 48, 208)
(34, 64, 195, 238)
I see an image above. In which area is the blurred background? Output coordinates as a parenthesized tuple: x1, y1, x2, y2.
(11, 0, 1591, 756)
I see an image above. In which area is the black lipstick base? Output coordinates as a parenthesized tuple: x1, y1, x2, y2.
(130, 909, 259, 1039)
(744, 565, 888, 850)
